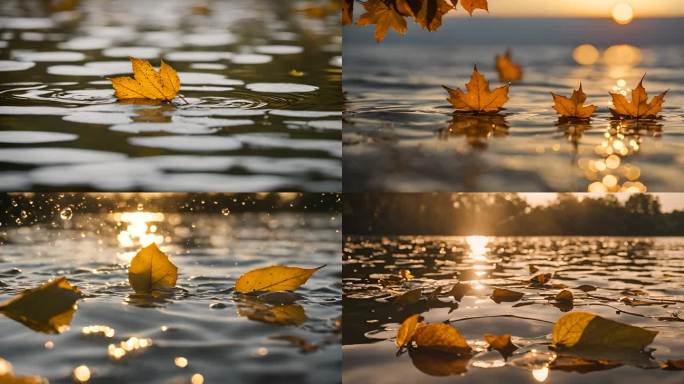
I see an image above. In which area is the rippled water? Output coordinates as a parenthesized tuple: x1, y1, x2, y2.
(0, 0, 341, 191)
(343, 236, 684, 383)
(343, 19, 684, 192)
(0, 211, 341, 383)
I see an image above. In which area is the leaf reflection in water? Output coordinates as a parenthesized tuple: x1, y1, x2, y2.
(236, 296, 308, 326)
(438, 113, 509, 150)
(407, 348, 472, 377)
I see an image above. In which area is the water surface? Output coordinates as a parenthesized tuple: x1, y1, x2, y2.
(343, 18, 684, 192)
(0, 0, 341, 191)
(343, 236, 684, 383)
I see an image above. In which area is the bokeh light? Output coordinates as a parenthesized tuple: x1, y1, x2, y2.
(572, 44, 600, 65)
(612, 3, 634, 24)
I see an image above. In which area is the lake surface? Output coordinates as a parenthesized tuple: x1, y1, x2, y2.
(343, 18, 684, 192)
(0, 210, 341, 383)
(343, 235, 684, 383)
(0, 0, 341, 191)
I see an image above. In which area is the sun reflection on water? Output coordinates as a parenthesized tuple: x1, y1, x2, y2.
(532, 366, 549, 382)
(113, 211, 165, 250)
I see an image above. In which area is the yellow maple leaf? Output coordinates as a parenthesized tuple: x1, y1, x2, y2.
(495, 49, 522, 82)
(110, 57, 181, 101)
(551, 83, 597, 119)
(553, 311, 657, 350)
(0, 277, 82, 334)
(459, 0, 488, 15)
(234, 265, 324, 293)
(128, 243, 178, 293)
(610, 75, 667, 119)
(443, 66, 509, 112)
(357, 0, 408, 42)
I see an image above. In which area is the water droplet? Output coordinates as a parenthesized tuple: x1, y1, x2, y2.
(221, 208, 230, 216)
(20, 210, 28, 219)
(137, 203, 144, 211)
(60, 207, 73, 220)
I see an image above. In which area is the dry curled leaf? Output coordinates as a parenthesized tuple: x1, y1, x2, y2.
(530, 272, 552, 286)
(443, 66, 509, 113)
(459, 0, 488, 15)
(552, 83, 597, 119)
(234, 265, 324, 293)
(396, 314, 422, 347)
(552, 311, 658, 351)
(128, 243, 178, 294)
(0, 357, 48, 384)
(0, 277, 81, 334)
(556, 289, 574, 302)
(412, 323, 471, 354)
(490, 288, 524, 303)
(484, 333, 518, 358)
(609, 75, 667, 119)
(357, 0, 407, 42)
(495, 50, 522, 82)
(110, 57, 180, 101)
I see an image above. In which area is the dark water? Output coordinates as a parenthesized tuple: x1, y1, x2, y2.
(343, 18, 684, 192)
(0, 211, 341, 383)
(0, 0, 341, 191)
(343, 236, 684, 383)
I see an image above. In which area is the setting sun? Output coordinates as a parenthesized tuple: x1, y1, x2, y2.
(612, 3, 634, 24)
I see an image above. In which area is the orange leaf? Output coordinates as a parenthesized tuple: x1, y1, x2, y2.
(110, 57, 180, 101)
(357, 0, 408, 42)
(399, 0, 454, 32)
(443, 66, 509, 112)
(609, 75, 667, 118)
(495, 50, 522, 82)
(459, 0, 488, 16)
(551, 83, 597, 119)
(342, 0, 354, 25)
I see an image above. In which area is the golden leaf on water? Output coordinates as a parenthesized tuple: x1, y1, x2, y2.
(412, 323, 471, 354)
(0, 277, 81, 334)
(609, 75, 667, 119)
(484, 333, 518, 358)
(443, 66, 509, 113)
(396, 314, 422, 348)
(552, 311, 657, 351)
(530, 272, 552, 286)
(551, 83, 597, 119)
(110, 57, 180, 101)
(490, 288, 524, 303)
(234, 265, 324, 293)
(400, 269, 414, 281)
(0, 357, 48, 384)
(128, 243, 178, 294)
(556, 289, 574, 302)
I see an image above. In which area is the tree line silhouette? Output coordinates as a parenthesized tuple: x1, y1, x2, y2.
(343, 193, 684, 235)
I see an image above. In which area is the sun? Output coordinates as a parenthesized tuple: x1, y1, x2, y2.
(612, 3, 634, 25)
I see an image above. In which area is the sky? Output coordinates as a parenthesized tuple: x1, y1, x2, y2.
(519, 193, 684, 212)
(450, 0, 683, 18)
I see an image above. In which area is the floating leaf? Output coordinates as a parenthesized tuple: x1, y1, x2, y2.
(609, 75, 667, 119)
(234, 265, 324, 293)
(400, 269, 414, 281)
(357, 0, 407, 42)
(110, 57, 180, 101)
(490, 288, 524, 303)
(394, 288, 423, 306)
(270, 335, 319, 353)
(408, 348, 471, 376)
(459, 0, 488, 15)
(128, 243, 178, 294)
(0, 357, 48, 384)
(0, 277, 81, 334)
(551, 83, 597, 119)
(528, 265, 539, 273)
(556, 290, 574, 302)
(412, 323, 471, 354)
(484, 333, 518, 358)
(530, 273, 552, 286)
(446, 283, 469, 301)
(552, 311, 658, 351)
(396, 314, 421, 348)
(443, 66, 509, 113)
(495, 50, 522, 82)
(576, 284, 597, 292)
(237, 301, 307, 326)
